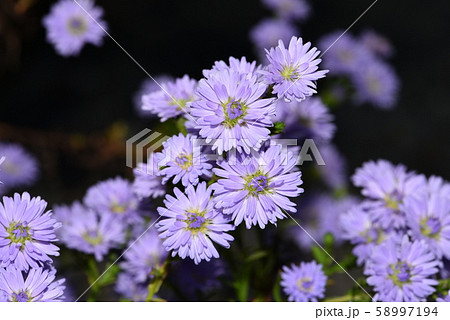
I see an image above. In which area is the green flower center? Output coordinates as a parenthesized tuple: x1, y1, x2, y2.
(83, 230, 103, 246)
(384, 192, 402, 211)
(110, 203, 126, 214)
(12, 290, 30, 302)
(280, 65, 300, 81)
(184, 209, 209, 234)
(420, 217, 441, 239)
(222, 98, 247, 128)
(67, 16, 88, 36)
(297, 277, 313, 292)
(170, 98, 191, 111)
(175, 153, 193, 170)
(244, 172, 270, 195)
(389, 261, 412, 287)
(7, 221, 32, 245)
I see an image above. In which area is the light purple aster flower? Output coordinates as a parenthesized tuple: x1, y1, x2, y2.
(250, 19, 298, 52)
(353, 61, 399, 109)
(281, 261, 327, 302)
(203, 56, 261, 79)
(404, 194, 450, 260)
(426, 176, 450, 199)
(212, 145, 303, 229)
(0, 193, 60, 271)
(141, 75, 197, 122)
(155, 133, 212, 187)
(0, 267, 65, 302)
(115, 272, 148, 302)
(437, 290, 450, 302)
(191, 68, 275, 154)
(43, 0, 107, 57)
(264, 36, 328, 102)
(352, 159, 427, 229)
(291, 194, 358, 250)
(132, 161, 165, 199)
(84, 177, 140, 223)
(360, 30, 394, 58)
(365, 236, 439, 302)
(55, 202, 125, 261)
(0, 143, 38, 193)
(262, 0, 311, 22)
(273, 97, 335, 142)
(157, 182, 234, 264)
(133, 75, 173, 117)
(120, 228, 168, 283)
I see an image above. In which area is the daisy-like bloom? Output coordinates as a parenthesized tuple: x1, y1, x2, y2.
(115, 272, 148, 302)
(249, 19, 297, 52)
(264, 36, 328, 102)
(365, 236, 439, 302)
(203, 56, 261, 79)
(141, 75, 197, 122)
(55, 202, 125, 261)
(120, 228, 168, 283)
(42, 0, 107, 56)
(340, 203, 398, 265)
(133, 75, 173, 117)
(155, 133, 212, 187)
(273, 97, 335, 142)
(291, 194, 358, 250)
(437, 290, 450, 302)
(157, 182, 234, 264)
(404, 194, 450, 259)
(191, 68, 275, 154)
(360, 30, 394, 58)
(352, 159, 427, 229)
(0, 267, 65, 302)
(281, 261, 327, 302)
(353, 61, 399, 109)
(262, 0, 311, 22)
(84, 177, 140, 223)
(212, 145, 303, 229)
(132, 161, 165, 199)
(0, 143, 38, 193)
(0, 193, 60, 271)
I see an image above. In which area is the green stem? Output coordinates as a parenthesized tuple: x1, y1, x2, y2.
(146, 259, 172, 302)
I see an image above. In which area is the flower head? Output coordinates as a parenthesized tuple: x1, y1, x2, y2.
(132, 162, 165, 199)
(264, 36, 328, 102)
(360, 30, 394, 58)
(157, 182, 234, 264)
(250, 19, 297, 52)
(0, 267, 65, 302)
(212, 145, 303, 229)
(365, 236, 439, 302)
(115, 272, 148, 302)
(0, 193, 60, 271)
(191, 67, 275, 154)
(155, 134, 212, 187)
(262, 0, 311, 22)
(141, 75, 197, 122)
(203, 56, 261, 79)
(43, 0, 107, 56)
(281, 261, 327, 302)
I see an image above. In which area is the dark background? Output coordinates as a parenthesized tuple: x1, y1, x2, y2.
(0, 0, 449, 203)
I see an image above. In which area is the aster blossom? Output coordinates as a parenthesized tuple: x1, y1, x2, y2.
(203, 56, 261, 79)
(157, 182, 234, 264)
(281, 261, 327, 302)
(191, 67, 275, 154)
(155, 133, 213, 187)
(0, 267, 65, 302)
(43, 0, 107, 56)
(0, 193, 60, 271)
(262, 0, 311, 22)
(250, 19, 297, 54)
(365, 236, 439, 302)
(141, 75, 198, 122)
(212, 145, 303, 229)
(132, 161, 165, 199)
(264, 36, 328, 102)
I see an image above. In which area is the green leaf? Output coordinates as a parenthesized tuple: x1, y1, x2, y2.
(96, 264, 120, 288)
(272, 272, 283, 302)
(312, 245, 331, 266)
(245, 250, 269, 263)
(176, 117, 188, 135)
(270, 121, 286, 135)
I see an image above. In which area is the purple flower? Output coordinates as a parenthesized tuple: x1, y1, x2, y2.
(352, 160, 427, 229)
(0, 143, 38, 193)
(191, 67, 275, 154)
(426, 176, 450, 199)
(155, 134, 212, 187)
(203, 56, 261, 79)
(120, 228, 168, 283)
(0, 193, 60, 271)
(157, 182, 234, 264)
(54, 202, 125, 261)
(273, 97, 335, 142)
(132, 161, 165, 199)
(115, 272, 148, 302)
(353, 61, 399, 109)
(84, 177, 140, 223)
(141, 75, 197, 122)
(404, 194, 450, 260)
(250, 19, 298, 51)
(133, 75, 173, 117)
(291, 194, 358, 250)
(212, 145, 303, 229)
(281, 261, 327, 302)
(360, 30, 394, 58)
(437, 290, 450, 302)
(264, 36, 328, 102)
(365, 236, 439, 302)
(0, 267, 65, 302)
(262, 0, 311, 22)
(43, 0, 107, 56)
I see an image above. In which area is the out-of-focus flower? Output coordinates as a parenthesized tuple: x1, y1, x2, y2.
(250, 19, 297, 52)
(133, 75, 173, 117)
(264, 37, 328, 102)
(0, 193, 60, 271)
(281, 261, 327, 302)
(360, 30, 394, 58)
(115, 272, 148, 302)
(437, 290, 450, 302)
(132, 161, 165, 199)
(43, 0, 107, 56)
(262, 0, 311, 22)
(157, 182, 234, 264)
